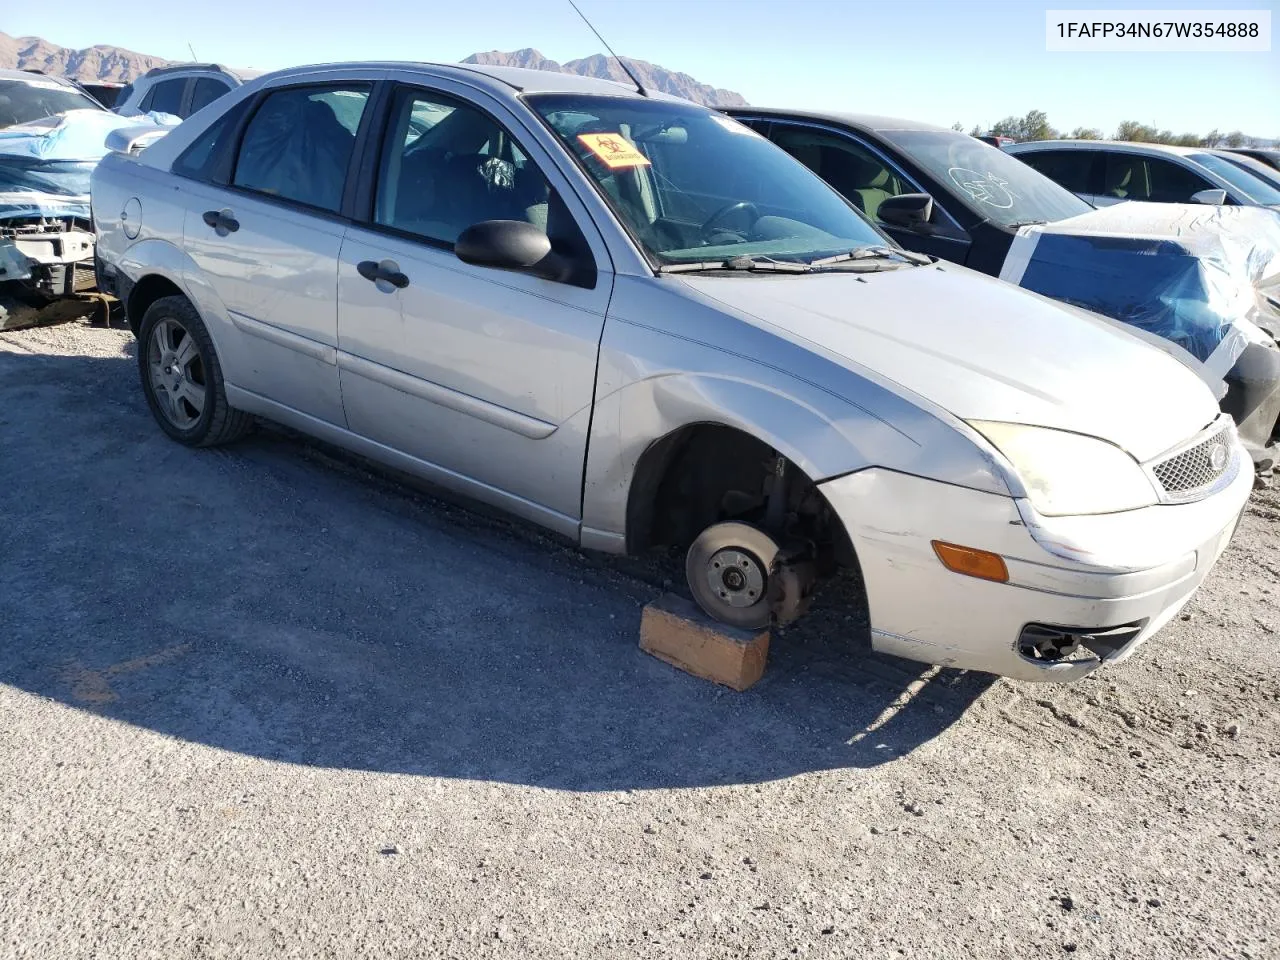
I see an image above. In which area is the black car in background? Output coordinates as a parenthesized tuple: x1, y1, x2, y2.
(720, 108, 1092, 275)
(721, 107, 1280, 468)
(76, 82, 126, 109)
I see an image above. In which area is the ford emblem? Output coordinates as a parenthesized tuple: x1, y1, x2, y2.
(1208, 443, 1228, 472)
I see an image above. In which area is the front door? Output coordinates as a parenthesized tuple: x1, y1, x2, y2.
(335, 83, 613, 532)
(180, 82, 374, 426)
(766, 122, 972, 264)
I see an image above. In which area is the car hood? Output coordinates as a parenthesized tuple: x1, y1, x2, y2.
(681, 263, 1220, 462)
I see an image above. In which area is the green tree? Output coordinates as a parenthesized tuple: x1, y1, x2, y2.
(1116, 120, 1155, 141)
(1201, 129, 1223, 147)
(969, 124, 984, 138)
(951, 121, 964, 132)
(1171, 133, 1201, 147)
(1224, 131, 1246, 147)
(991, 110, 1059, 141)
(1069, 127, 1103, 140)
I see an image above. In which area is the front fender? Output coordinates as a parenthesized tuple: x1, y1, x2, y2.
(580, 368, 1005, 553)
(579, 295, 1014, 552)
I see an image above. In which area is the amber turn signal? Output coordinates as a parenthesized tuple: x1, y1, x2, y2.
(931, 541, 1010, 583)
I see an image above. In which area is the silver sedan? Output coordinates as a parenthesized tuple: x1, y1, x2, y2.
(91, 63, 1252, 682)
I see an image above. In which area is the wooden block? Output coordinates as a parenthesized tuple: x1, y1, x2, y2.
(639, 593, 770, 691)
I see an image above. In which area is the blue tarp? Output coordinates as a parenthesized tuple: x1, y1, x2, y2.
(0, 109, 180, 221)
(1002, 202, 1280, 369)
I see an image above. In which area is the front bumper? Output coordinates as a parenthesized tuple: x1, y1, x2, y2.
(819, 457, 1252, 683)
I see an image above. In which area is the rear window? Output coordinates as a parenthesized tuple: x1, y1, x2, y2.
(1016, 150, 1096, 194)
(189, 77, 231, 115)
(142, 78, 186, 116)
(231, 83, 372, 213)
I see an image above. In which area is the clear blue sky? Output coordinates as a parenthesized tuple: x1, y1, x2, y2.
(7, 0, 1278, 137)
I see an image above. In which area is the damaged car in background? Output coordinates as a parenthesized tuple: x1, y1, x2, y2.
(0, 69, 177, 330)
(92, 63, 1253, 682)
(724, 109, 1280, 475)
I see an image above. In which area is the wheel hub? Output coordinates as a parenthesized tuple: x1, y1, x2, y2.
(706, 548, 765, 608)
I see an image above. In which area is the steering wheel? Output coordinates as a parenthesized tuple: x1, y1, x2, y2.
(700, 201, 759, 238)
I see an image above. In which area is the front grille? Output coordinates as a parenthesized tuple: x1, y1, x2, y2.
(1151, 425, 1233, 498)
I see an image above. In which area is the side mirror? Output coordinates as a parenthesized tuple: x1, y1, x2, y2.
(1191, 188, 1228, 205)
(455, 220, 569, 281)
(104, 124, 173, 155)
(877, 193, 935, 229)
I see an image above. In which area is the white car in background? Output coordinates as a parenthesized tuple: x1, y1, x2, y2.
(1009, 140, 1280, 212)
(114, 64, 264, 121)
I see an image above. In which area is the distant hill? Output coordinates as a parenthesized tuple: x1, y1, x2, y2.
(0, 34, 748, 108)
(0, 31, 170, 82)
(462, 48, 748, 107)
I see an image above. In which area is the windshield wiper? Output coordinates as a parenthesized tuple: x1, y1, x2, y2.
(1005, 219, 1048, 228)
(808, 245, 933, 267)
(658, 255, 812, 275)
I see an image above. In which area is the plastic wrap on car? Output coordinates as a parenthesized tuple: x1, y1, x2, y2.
(0, 108, 180, 222)
(1004, 202, 1280, 364)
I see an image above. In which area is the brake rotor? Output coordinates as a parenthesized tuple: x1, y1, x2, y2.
(685, 521, 781, 630)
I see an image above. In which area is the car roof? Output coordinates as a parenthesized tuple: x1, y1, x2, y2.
(1008, 140, 1207, 156)
(253, 61, 683, 102)
(140, 63, 266, 82)
(0, 69, 85, 89)
(722, 106, 950, 134)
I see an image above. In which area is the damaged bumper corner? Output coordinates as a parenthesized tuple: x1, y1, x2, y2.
(0, 223, 98, 331)
(819, 462, 1252, 684)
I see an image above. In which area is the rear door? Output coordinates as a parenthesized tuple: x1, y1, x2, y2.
(334, 79, 614, 532)
(177, 79, 376, 427)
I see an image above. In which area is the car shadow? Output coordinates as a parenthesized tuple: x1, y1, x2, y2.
(0, 336, 993, 791)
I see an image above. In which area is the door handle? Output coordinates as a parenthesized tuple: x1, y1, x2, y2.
(202, 209, 239, 233)
(356, 259, 409, 289)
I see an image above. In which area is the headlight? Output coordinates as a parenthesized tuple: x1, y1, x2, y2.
(968, 421, 1157, 517)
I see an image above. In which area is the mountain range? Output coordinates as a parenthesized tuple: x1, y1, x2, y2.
(0, 33, 747, 106)
(461, 49, 747, 106)
(0, 31, 167, 82)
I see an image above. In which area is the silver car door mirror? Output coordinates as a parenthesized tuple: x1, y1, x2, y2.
(1191, 188, 1228, 205)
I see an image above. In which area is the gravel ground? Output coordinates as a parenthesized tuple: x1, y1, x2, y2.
(1, 320, 1277, 960)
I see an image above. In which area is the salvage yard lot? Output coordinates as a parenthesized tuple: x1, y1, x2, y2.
(1, 322, 1278, 960)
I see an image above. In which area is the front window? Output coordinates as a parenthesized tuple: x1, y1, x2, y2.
(374, 88, 551, 246)
(527, 94, 885, 266)
(885, 130, 1093, 226)
(1190, 153, 1280, 205)
(0, 77, 104, 129)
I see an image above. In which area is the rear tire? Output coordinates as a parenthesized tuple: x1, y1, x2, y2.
(685, 521, 780, 630)
(137, 295, 251, 447)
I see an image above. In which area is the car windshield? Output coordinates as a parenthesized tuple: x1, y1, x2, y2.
(527, 94, 887, 266)
(1191, 152, 1280, 204)
(0, 77, 104, 128)
(1220, 153, 1280, 192)
(884, 130, 1093, 226)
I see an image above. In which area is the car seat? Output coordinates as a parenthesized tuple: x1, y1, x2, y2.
(820, 148, 898, 219)
(1104, 158, 1149, 200)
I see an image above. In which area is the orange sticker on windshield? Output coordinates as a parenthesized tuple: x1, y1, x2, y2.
(577, 132, 651, 169)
